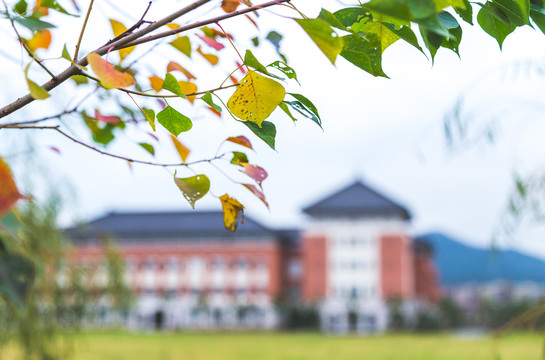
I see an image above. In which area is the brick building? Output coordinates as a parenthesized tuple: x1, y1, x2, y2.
(67, 181, 440, 332)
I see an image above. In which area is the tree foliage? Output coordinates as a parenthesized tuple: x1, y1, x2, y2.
(0, 0, 544, 309)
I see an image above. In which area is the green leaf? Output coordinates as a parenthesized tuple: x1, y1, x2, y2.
(157, 106, 192, 136)
(169, 36, 191, 57)
(231, 151, 249, 165)
(243, 50, 271, 76)
(530, 5, 545, 34)
(267, 61, 299, 83)
(265, 30, 283, 49)
(454, 0, 474, 24)
(279, 102, 298, 122)
(142, 108, 156, 131)
(41, 0, 74, 15)
(162, 73, 187, 98)
(14, 0, 27, 15)
(493, 0, 530, 26)
(364, 0, 437, 20)
(61, 43, 71, 61)
(295, 18, 344, 64)
(251, 37, 259, 46)
(380, 22, 425, 53)
(138, 142, 155, 156)
(0, 239, 35, 309)
(283, 93, 322, 128)
(438, 12, 463, 55)
(333, 7, 369, 27)
(201, 92, 222, 112)
(477, 2, 517, 48)
(352, 13, 410, 53)
(27, 78, 50, 100)
(340, 33, 388, 77)
(318, 8, 349, 30)
(174, 174, 210, 209)
(12, 15, 55, 31)
(243, 121, 276, 150)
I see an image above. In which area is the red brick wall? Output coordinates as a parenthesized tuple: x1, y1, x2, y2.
(302, 234, 327, 302)
(413, 251, 442, 303)
(380, 234, 414, 300)
(71, 240, 282, 297)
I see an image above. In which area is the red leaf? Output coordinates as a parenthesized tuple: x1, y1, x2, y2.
(242, 183, 268, 208)
(49, 146, 61, 155)
(196, 34, 225, 51)
(241, 164, 268, 186)
(95, 110, 121, 123)
(236, 61, 246, 74)
(226, 136, 253, 150)
(147, 132, 159, 142)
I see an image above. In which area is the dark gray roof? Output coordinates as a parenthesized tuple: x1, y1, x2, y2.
(302, 181, 411, 220)
(65, 210, 277, 243)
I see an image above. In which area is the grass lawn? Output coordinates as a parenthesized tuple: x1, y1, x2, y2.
(2, 331, 544, 360)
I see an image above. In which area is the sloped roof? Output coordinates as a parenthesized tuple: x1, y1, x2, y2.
(302, 181, 411, 220)
(65, 210, 276, 243)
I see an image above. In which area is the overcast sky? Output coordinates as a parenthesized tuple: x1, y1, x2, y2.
(2, 0, 545, 258)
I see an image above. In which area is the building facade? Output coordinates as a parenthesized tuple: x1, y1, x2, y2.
(67, 181, 440, 332)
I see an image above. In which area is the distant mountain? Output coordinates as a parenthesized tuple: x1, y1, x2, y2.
(415, 232, 545, 286)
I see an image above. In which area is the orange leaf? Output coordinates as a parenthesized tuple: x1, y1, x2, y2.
(219, 194, 244, 231)
(197, 46, 219, 65)
(149, 76, 163, 92)
(229, 75, 239, 85)
(167, 23, 179, 30)
(87, 53, 135, 89)
(25, 30, 51, 52)
(245, 14, 258, 29)
(0, 157, 25, 217)
(166, 61, 196, 81)
(207, 106, 222, 117)
(170, 135, 190, 163)
(178, 81, 197, 103)
(221, 0, 240, 13)
(226, 136, 253, 150)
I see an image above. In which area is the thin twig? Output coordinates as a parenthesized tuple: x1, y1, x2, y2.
(118, 83, 239, 98)
(0, 0, 212, 119)
(0, 125, 231, 167)
(107, 1, 153, 44)
(74, 0, 95, 61)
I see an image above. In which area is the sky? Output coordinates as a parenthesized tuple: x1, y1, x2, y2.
(2, 0, 545, 258)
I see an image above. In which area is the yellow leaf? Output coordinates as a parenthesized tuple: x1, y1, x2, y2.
(87, 53, 135, 89)
(170, 36, 192, 57)
(219, 194, 244, 232)
(227, 70, 285, 127)
(170, 135, 190, 163)
(167, 23, 179, 30)
(24, 63, 49, 100)
(25, 30, 51, 52)
(178, 81, 197, 103)
(110, 19, 135, 62)
(0, 157, 25, 217)
(149, 75, 163, 92)
(197, 46, 219, 65)
(434, 0, 465, 11)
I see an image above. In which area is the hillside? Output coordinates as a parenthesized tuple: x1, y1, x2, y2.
(415, 233, 545, 285)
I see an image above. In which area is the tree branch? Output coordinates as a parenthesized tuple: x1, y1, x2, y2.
(118, 0, 291, 50)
